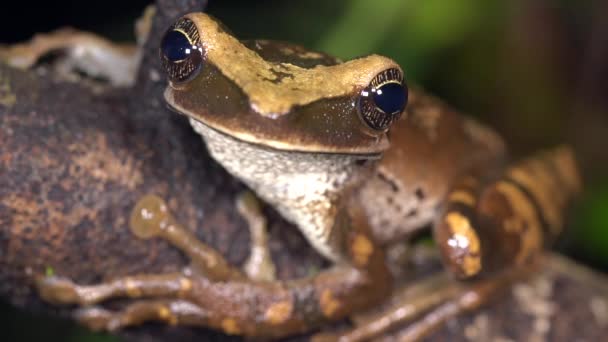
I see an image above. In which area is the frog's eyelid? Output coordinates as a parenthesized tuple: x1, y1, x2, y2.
(369, 68, 403, 89)
(172, 17, 201, 46)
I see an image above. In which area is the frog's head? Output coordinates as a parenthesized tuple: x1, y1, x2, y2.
(160, 13, 409, 155)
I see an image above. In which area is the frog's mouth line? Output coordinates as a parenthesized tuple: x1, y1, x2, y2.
(187, 114, 384, 160)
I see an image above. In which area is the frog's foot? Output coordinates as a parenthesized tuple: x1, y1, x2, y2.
(35, 194, 390, 339)
(0, 28, 138, 86)
(313, 268, 526, 342)
(236, 191, 276, 281)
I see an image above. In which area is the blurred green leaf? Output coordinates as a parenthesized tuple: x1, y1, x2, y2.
(68, 329, 118, 342)
(315, 0, 406, 57)
(574, 183, 608, 265)
(316, 0, 507, 82)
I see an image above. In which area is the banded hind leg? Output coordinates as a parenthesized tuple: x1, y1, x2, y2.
(313, 146, 581, 342)
(35, 192, 391, 339)
(436, 145, 581, 279)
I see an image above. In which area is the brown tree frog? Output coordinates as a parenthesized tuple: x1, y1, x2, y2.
(35, 12, 581, 340)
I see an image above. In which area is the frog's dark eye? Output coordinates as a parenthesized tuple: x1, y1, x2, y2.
(358, 68, 408, 131)
(160, 18, 204, 83)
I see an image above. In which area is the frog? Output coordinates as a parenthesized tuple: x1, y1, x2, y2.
(33, 12, 581, 341)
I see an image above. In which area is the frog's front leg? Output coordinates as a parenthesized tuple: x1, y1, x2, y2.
(435, 145, 581, 279)
(36, 194, 390, 338)
(129, 194, 246, 281)
(236, 191, 276, 281)
(36, 194, 247, 304)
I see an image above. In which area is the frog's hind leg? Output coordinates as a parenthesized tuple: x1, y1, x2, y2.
(313, 146, 580, 342)
(312, 273, 457, 342)
(312, 268, 527, 342)
(435, 145, 581, 279)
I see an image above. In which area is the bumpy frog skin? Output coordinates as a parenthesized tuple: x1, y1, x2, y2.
(34, 12, 582, 341)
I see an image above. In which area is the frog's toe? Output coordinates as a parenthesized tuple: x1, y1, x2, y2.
(129, 194, 172, 239)
(76, 299, 211, 333)
(236, 191, 276, 281)
(74, 307, 115, 331)
(36, 276, 81, 305)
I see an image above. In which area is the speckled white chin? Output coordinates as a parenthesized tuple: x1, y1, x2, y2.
(189, 118, 378, 262)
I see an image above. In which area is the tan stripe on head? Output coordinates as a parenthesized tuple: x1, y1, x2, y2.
(187, 13, 400, 117)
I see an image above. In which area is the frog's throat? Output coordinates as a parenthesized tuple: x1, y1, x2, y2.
(189, 118, 377, 262)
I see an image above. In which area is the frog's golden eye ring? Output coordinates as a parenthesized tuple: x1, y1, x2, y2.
(358, 68, 408, 131)
(160, 18, 204, 84)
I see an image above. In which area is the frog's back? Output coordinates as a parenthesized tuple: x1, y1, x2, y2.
(242, 40, 341, 68)
(360, 88, 507, 243)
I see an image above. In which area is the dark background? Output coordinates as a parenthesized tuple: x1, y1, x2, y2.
(1, 0, 607, 341)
